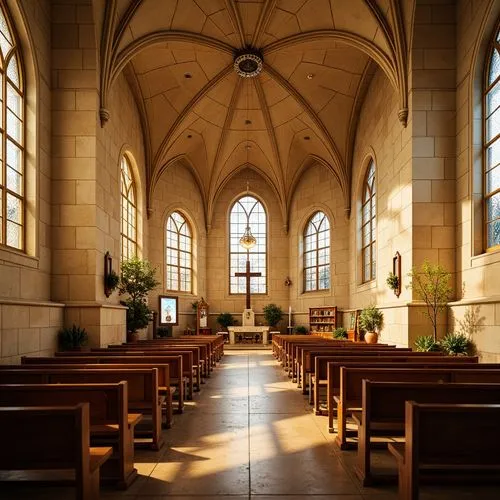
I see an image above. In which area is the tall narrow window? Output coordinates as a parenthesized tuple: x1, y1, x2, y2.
(120, 156, 137, 260)
(304, 211, 330, 292)
(229, 195, 267, 294)
(485, 23, 500, 249)
(0, 4, 24, 250)
(166, 211, 192, 292)
(361, 161, 376, 282)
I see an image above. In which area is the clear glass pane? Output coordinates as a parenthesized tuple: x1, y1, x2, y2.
(318, 265, 330, 289)
(6, 165, 21, 194)
(7, 83, 21, 117)
(7, 54, 19, 88)
(6, 139, 21, 172)
(490, 47, 500, 85)
(487, 81, 500, 116)
(6, 221, 21, 248)
(7, 192, 21, 223)
(487, 106, 500, 142)
(487, 140, 500, 171)
(487, 165, 500, 194)
(487, 192, 500, 222)
(487, 219, 500, 247)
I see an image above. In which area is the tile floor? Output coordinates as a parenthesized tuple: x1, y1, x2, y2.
(3, 349, 500, 499)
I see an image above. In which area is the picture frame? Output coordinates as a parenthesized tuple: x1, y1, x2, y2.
(159, 295, 179, 326)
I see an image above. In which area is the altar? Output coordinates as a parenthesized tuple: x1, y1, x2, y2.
(227, 326, 270, 345)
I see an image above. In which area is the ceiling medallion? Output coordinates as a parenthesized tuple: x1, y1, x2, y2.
(234, 50, 263, 78)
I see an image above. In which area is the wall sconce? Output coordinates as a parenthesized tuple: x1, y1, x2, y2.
(284, 277, 292, 287)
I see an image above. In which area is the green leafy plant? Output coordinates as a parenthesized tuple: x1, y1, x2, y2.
(263, 303, 283, 328)
(216, 312, 235, 331)
(58, 324, 89, 351)
(386, 272, 399, 291)
(439, 333, 475, 356)
(407, 260, 452, 342)
(294, 325, 308, 334)
(105, 269, 120, 293)
(119, 257, 160, 336)
(156, 326, 170, 338)
(414, 335, 440, 352)
(359, 305, 384, 333)
(191, 301, 199, 311)
(333, 327, 348, 339)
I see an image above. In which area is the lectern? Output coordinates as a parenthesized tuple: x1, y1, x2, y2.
(196, 297, 211, 335)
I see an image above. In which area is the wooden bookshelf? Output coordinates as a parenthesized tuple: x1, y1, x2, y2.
(309, 306, 338, 333)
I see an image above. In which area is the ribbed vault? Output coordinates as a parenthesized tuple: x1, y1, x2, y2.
(97, 0, 410, 230)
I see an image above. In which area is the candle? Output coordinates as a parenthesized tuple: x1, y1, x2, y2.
(288, 306, 292, 328)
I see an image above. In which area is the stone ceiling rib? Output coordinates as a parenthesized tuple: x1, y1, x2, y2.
(152, 64, 234, 171)
(251, 0, 277, 48)
(264, 64, 347, 195)
(111, 32, 234, 84)
(363, 0, 396, 55)
(113, 0, 142, 51)
(224, 0, 246, 48)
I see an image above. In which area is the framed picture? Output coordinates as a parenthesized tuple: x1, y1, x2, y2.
(159, 295, 179, 326)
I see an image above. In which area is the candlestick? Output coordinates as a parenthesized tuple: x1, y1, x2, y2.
(288, 305, 292, 328)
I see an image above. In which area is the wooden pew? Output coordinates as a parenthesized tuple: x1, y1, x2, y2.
(23, 354, 185, 409)
(388, 402, 500, 500)
(0, 404, 113, 500)
(0, 382, 142, 483)
(354, 381, 500, 485)
(55, 350, 196, 399)
(320, 357, 487, 429)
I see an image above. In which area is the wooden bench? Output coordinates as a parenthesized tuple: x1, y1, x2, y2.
(55, 350, 196, 399)
(354, 381, 500, 485)
(388, 402, 500, 500)
(0, 404, 112, 500)
(21, 355, 185, 412)
(0, 381, 141, 487)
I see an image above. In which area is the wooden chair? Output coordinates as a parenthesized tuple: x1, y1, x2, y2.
(389, 402, 500, 500)
(0, 403, 112, 500)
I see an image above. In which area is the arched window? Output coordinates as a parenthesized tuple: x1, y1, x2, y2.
(361, 160, 376, 282)
(485, 23, 500, 249)
(229, 195, 267, 294)
(303, 211, 330, 292)
(120, 155, 137, 260)
(166, 211, 192, 292)
(0, 4, 24, 250)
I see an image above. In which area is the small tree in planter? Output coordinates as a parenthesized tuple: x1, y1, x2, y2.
(359, 305, 383, 344)
(407, 260, 452, 343)
(58, 324, 89, 351)
(263, 303, 283, 330)
(294, 325, 308, 334)
(333, 327, 348, 339)
(119, 257, 160, 342)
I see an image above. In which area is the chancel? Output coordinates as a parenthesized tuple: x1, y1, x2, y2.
(1, 1, 500, 499)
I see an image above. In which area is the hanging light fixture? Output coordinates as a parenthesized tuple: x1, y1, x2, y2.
(239, 180, 256, 250)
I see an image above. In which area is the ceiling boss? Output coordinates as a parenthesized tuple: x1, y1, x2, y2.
(233, 49, 263, 78)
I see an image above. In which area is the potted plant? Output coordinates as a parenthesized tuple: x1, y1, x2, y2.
(104, 268, 120, 296)
(156, 326, 171, 338)
(414, 335, 440, 352)
(359, 305, 383, 344)
(119, 257, 160, 342)
(386, 272, 399, 291)
(407, 260, 452, 342)
(294, 325, 308, 334)
(58, 324, 89, 351)
(333, 327, 348, 339)
(263, 303, 283, 330)
(439, 333, 475, 356)
(216, 312, 235, 332)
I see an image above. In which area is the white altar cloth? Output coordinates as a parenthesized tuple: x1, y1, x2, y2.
(227, 326, 270, 345)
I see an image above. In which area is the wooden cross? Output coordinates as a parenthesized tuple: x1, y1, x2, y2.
(235, 259, 262, 309)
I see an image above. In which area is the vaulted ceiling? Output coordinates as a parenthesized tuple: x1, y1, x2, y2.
(96, 0, 411, 229)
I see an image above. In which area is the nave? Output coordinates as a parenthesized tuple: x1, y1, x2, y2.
(5, 348, 500, 500)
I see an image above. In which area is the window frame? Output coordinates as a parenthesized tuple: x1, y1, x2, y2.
(228, 194, 268, 295)
(361, 160, 376, 283)
(120, 155, 137, 261)
(165, 210, 193, 294)
(303, 211, 330, 293)
(483, 19, 500, 252)
(0, 1, 25, 251)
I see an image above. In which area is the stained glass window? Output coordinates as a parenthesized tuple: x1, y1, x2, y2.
(166, 211, 192, 293)
(303, 211, 330, 292)
(120, 156, 137, 260)
(229, 195, 267, 294)
(0, 3, 24, 250)
(485, 25, 500, 248)
(362, 161, 376, 282)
